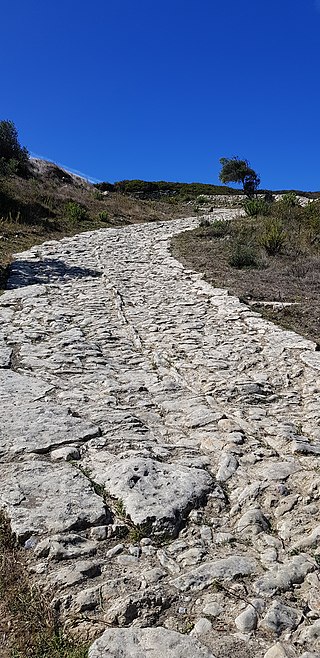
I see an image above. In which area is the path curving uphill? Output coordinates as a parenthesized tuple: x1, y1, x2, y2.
(1, 211, 320, 658)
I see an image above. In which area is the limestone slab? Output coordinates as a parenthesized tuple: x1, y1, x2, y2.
(0, 460, 107, 540)
(0, 402, 100, 457)
(89, 627, 216, 658)
(172, 555, 258, 591)
(88, 455, 213, 534)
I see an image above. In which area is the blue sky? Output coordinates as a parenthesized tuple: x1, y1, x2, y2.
(1, 0, 320, 189)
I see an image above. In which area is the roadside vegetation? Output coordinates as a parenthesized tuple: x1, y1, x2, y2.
(95, 178, 238, 199)
(0, 161, 197, 290)
(172, 193, 320, 344)
(0, 511, 89, 658)
(1, 120, 216, 290)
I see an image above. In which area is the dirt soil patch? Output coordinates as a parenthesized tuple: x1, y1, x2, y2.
(171, 220, 320, 346)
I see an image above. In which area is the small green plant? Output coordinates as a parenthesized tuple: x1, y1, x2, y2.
(244, 198, 270, 217)
(180, 620, 195, 634)
(75, 465, 107, 499)
(93, 189, 104, 200)
(208, 219, 230, 237)
(64, 201, 87, 223)
(199, 217, 210, 228)
(128, 519, 153, 543)
(229, 241, 258, 268)
(260, 218, 286, 255)
(41, 195, 55, 211)
(115, 498, 127, 519)
(98, 210, 109, 222)
(280, 192, 299, 208)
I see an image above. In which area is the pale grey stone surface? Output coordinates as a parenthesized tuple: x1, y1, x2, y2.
(0, 211, 319, 657)
(84, 455, 213, 534)
(0, 345, 12, 367)
(235, 604, 258, 632)
(253, 554, 317, 596)
(0, 402, 100, 456)
(89, 627, 216, 658)
(172, 555, 259, 591)
(0, 461, 107, 539)
(0, 369, 51, 401)
(263, 644, 297, 658)
(261, 601, 303, 634)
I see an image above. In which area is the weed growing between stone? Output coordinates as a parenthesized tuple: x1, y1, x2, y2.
(0, 511, 89, 658)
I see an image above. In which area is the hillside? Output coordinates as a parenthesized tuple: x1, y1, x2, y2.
(1, 161, 208, 288)
(1, 158, 320, 310)
(172, 194, 320, 345)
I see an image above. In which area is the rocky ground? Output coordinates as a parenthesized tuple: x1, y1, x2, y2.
(0, 210, 319, 658)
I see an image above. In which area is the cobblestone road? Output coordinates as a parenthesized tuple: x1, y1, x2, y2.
(1, 212, 319, 658)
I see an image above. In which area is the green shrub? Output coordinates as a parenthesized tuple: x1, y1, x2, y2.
(208, 219, 231, 237)
(112, 179, 237, 198)
(64, 201, 86, 222)
(301, 199, 320, 236)
(199, 218, 210, 228)
(260, 218, 286, 255)
(93, 189, 104, 200)
(280, 192, 299, 207)
(229, 241, 258, 268)
(244, 199, 270, 217)
(98, 210, 109, 222)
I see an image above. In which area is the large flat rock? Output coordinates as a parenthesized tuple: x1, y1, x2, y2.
(0, 369, 52, 402)
(0, 402, 100, 457)
(0, 460, 107, 540)
(89, 627, 216, 658)
(172, 556, 259, 591)
(87, 455, 213, 535)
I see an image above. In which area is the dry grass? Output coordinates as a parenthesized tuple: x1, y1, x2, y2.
(0, 511, 89, 658)
(171, 202, 320, 345)
(0, 167, 191, 290)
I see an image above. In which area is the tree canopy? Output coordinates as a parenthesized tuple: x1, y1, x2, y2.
(0, 120, 29, 176)
(219, 157, 260, 198)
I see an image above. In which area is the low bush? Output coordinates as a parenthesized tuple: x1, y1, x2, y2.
(98, 210, 109, 222)
(259, 218, 286, 255)
(197, 196, 207, 205)
(244, 199, 270, 217)
(199, 218, 210, 228)
(229, 241, 258, 268)
(64, 201, 87, 223)
(111, 179, 238, 199)
(280, 191, 299, 208)
(207, 219, 231, 237)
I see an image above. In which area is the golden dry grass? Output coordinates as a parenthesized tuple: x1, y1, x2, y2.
(0, 511, 89, 658)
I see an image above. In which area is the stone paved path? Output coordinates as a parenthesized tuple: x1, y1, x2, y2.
(1, 211, 320, 658)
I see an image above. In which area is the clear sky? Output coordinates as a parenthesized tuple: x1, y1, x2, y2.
(1, 0, 320, 189)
